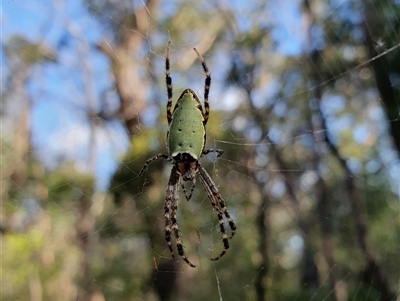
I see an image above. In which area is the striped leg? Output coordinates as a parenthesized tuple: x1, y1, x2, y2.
(165, 41, 173, 125)
(198, 163, 236, 261)
(138, 153, 170, 177)
(193, 48, 211, 125)
(199, 163, 236, 238)
(198, 164, 236, 238)
(164, 169, 175, 260)
(169, 166, 196, 267)
(198, 170, 228, 260)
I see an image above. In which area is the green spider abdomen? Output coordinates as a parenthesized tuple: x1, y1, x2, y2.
(167, 89, 206, 160)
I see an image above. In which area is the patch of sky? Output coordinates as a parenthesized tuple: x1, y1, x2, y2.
(353, 124, 369, 144)
(300, 170, 319, 191)
(269, 0, 303, 55)
(365, 159, 381, 174)
(271, 180, 285, 197)
(251, 78, 279, 109)
(347, 157, 362, 174)
(247, 126, 263, 142)
(272, 101, 287, 117)
(321, 94, 346, 113)
(287, 234, 304, 252)
(268, 125, 283, 144)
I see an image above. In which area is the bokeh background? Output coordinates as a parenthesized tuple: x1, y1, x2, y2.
(2, 0, 400, 300)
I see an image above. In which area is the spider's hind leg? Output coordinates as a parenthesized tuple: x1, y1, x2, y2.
(198, 163, 237, 261)
(168, 166, 196, 267)
(197, 168, 229, 261)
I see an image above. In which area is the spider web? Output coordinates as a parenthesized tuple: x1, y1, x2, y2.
(2, 0, 400, 300)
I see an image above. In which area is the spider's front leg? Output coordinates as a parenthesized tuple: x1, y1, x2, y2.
(165, 41, 173, 125)
(193, 47, 211, 125)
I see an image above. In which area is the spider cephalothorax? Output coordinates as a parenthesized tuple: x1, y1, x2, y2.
(175, 157, 198, 181)
(139, 42, 236, 268)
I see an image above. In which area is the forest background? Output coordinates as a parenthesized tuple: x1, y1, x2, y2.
(2, 0, 400, 300)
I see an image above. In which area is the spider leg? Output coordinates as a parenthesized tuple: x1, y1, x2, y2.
(198, 173, 228, 260)
(164, 172, 175, 260)
(202, 148, 224, 158)
(193, 48, 211, 125)
(198, 164, 236, 237)
(198, 163, 236, 261)
(138, 154, 170, 177)
(198, 163, 236, 238)
(165, 41, 173, 125)
(169, 166, 196, 267)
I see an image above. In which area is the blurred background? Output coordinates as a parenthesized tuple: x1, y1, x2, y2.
(2, 0, 400, 300)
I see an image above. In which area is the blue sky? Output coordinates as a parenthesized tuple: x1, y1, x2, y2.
(1, 0, 308, 190)
(4, 0, 398, 193)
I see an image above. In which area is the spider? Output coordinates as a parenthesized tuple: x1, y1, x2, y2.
(139, 42, 236, 268)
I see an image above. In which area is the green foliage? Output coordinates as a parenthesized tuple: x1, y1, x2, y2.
(5, 35, 56, 65)
(2, 200, 81, 300)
